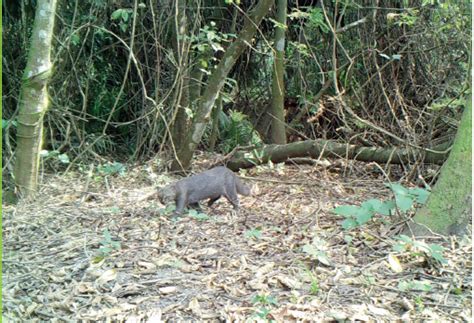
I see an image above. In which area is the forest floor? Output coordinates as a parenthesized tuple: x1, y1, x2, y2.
(2, 157, 472, 322)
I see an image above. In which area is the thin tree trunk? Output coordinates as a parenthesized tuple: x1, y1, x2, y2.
(269, 0, 287, 144)
(171, 0, 275, 171)
(208, 94, 223, 151)
(171, 0, 190, 149)
(408, 96, 472, 236)
(14, 0, 58, 196)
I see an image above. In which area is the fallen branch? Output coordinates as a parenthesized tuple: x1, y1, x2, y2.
(225, 139, 450, 170)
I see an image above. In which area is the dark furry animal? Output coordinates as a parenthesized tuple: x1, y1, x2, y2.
(158, 166, 251, 215)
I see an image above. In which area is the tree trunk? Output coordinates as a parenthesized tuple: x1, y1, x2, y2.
(407, 96, 472, 236)
(208, 94, 223, 151)
(225, 139, 450, 170)
(171, 0, 190, 150)
(14, 0, 58, 197)
(269, 0, 287, 144)
(171, 0, 275, 171)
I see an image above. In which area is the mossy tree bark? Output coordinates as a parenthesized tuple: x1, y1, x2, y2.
(269, 0, 287, 144)
(14, 0, 58, 197)
(408, 96, 472, 236)
(171, 0, 275, 171)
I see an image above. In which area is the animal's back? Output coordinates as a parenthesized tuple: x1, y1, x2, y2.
(176, 166, 236, 204)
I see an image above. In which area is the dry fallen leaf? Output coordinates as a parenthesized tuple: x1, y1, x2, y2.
(188, 298, 202, 317)
(274, 275, 302, 290)
(95, 269, 117, 286)
(159, 286, 177, 294)
(255, 262, 274, 277)
(387, 254, 403, 273)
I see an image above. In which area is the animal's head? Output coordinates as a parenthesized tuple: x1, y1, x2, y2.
(157, 185, 176, 204)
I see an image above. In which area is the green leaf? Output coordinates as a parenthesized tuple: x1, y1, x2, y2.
(398, 280, 432, 292)
(361, 199, 383, 211)
(188, 210, 209, 221)
(355, 211, 373, 225)
(397, 280, 411, 291)
(99, 246, 112, 254)
(71, 34, 80, 46)
(396, 195, 414, 212)
(268, 18, 287, 30)
(245, 228, 262, 239)
(342, 218, 358, 230)
(122, 10, 129, 22)
(386, 183, 410, 196)
(333, 205, 361, 217)
(409, 187, 430, 204)
(428, 244, 447, 264)
(413, 281, 432, 291)
(119, 22, 128, 32)
(376, 200, 396, 216)
(397, 234, 413, 243)
(102, 229, 112, 241)
(111, 9, 123, 20)
(344, 235, 353, 244)
(393, 242, 406, 252)
(58, 153, 70, 164)
(92, 256, 105, 263)
(266, 295, 278, 306)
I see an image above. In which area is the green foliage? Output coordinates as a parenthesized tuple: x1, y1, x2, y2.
(189, 22, 236, 70)
(217, 110, 262, 153)
(429, 97, 465, 111)
(40, 150, 70, 164)
(289, 8, 329, 33)
(187, 209, 210, 221)
(398, 280, 432, 292)
(386, 183, 430, 212)
(302, 268, 320, 295)
(94, 228, 121, 261)
(251, 294, 278, 320)
(159, 204, 176, 216)
(111, 8, 133, 32)
(396, 10, 419, 27)
(268, 18, 287, 30)
(363, 274, 376, 286)
(245, 228, 262, 240)
(97, 162, 126, 176)
(333, 183, 430, 230)
(393, 235, 448, 264)
(333, 199, 395, 230)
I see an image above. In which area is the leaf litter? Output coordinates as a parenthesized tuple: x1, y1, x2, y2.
(2, 160, 472, 322)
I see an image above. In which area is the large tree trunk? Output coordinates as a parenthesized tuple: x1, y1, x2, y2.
(407, 96, 472, 236)
(225, 139, 450, 170)
(269, 0, 287, 144)
(171, 0, 275, 171)
(14, 0, 58, 197)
